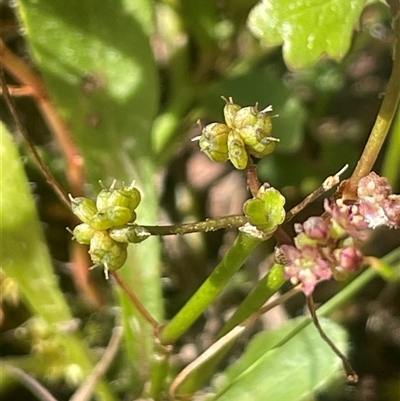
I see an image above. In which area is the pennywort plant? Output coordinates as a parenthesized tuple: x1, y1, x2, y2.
(1, 1, 400, 401)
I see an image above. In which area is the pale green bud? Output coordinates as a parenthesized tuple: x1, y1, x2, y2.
(247, 139, 276, 158)
(106, 187, 141, 212)
(69, 195, 97, 224)
(72, 223, 95, 244)
(232, 106, 259, 130)
(89, 231, 128, 272)
(199, 123, 230, 163)
(243, 186, 286, 233)
(227, 130, 248, 170)
(89, 206, 133, 230)
(96, 188, 113, 212)
(222, 96, 241, 129)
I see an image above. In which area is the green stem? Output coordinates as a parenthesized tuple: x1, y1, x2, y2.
(141, 215, 248, 236)
(218, 264, 286, 337)
(344, 10, 400, 198)
(381, 105, 400, 186)
(159, 231, 263, 345)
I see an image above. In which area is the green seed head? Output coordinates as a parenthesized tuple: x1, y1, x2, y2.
(243, 186, 286, 233)
(96, 189, 113, 212)
(199, 122, 230, 162)
(89, 206, 133, 231)
(227, 130, 248, 170)
(106, 187, 141, 212)
(89, 231, 128, 272)
(254, 108, 273, 136)
(72, 223, 95, 245)
(247, 139, 276, 158)
(69, 195, 97, 224)
(232, 105, 259, 130)
(222, 96, 241, 129)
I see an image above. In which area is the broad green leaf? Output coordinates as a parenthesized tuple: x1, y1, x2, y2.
(16, 0, 163, 393)
(180, 0, 220, 52)
(0, 125, 115, 401)
(248, 0, 367, 69)
(17, 0, 159, 181)
(210, 317, 347, 401)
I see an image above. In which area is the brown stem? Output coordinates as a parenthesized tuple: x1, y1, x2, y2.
(0, 67, 71, 207)
(245, 158, 261, 197)
(285, 165, 349, 222)
(342, 9, 400, 199)
(141, 215, 248, 236)
(0, 39, 85, 197)
(111, 270, 160, 331)
(306, 296, 358, 382)
(0, 84, 35, 96)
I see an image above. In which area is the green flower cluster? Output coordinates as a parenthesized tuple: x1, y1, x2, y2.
(196, 97, 279, 170)
(70, 181, 148, 277)
(243, 186, 286, 234)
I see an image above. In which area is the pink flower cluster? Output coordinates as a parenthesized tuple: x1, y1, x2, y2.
(280, 172, 399, 295)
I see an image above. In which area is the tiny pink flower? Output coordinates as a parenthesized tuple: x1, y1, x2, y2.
(335, 246, 364, 272)
(302, 217, 329, 241)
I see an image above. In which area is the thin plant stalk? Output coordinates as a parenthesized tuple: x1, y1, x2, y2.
(159, 231, 264, 345)
(141, 215, 248, 236)
(306, 296, 358, 382)
(343, 8, 400, 199)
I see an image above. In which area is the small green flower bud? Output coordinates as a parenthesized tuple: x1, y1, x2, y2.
(243, 186, 286, 233)
(106, 187, 141, 212)
(255, 107, 273, 136)
(109, 225, 151, 243)
(96, 188, 113, 211)
(222, 96, 241, 129)
(69, 195, 97, 224)
(233, 105, 259, 130)
(104, 246, 128, 272)
(89, 231, 113, 263)
(89, 206, 133, 230)
(89, 231, 129, 274)
(227, 130, 248, 170)
(199, 123, 230, 163)
(247, 139, 276, 158)
(72, 223, 95, 244)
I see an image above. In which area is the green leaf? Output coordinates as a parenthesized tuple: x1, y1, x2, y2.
(0, 124, 115, 401)
(248, 0, 367, 69)
(17, 0, 159, 181)
(211, 317, 348, 401)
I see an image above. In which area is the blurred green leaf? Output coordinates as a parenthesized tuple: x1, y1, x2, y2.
(0, 124, 115, 401)
(17, 0, 159, 182)
(180, 0, 220, 52)
(248, 0, 367, 69)
(211, 317, 347, 401)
